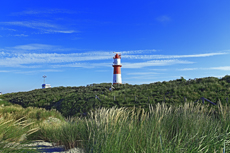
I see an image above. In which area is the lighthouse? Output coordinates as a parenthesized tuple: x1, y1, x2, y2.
(112, 52, 122, 84)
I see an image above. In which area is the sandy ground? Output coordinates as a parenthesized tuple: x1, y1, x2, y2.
(22, 141, 85, 153)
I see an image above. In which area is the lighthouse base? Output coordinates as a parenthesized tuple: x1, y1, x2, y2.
(113, 74, 122, 84)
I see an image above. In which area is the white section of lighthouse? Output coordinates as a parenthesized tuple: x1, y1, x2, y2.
(112, 53, 122, 84)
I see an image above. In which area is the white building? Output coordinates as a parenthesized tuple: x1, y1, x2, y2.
(42, 84, 51, 89)
(0, 92, 2, 95)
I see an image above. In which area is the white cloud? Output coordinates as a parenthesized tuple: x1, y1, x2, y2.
(14, 34, 28, 37)
(52, 60, 192, 69)
(0, 45, 227, 69)
(0, 21, 77, 34)
(149, 69, 168, 71)
(11, 44, 57, 51)
(1, 21, 57, 29)
(210, 66, 230, 71)
(52, 63, 91, 68)
(11, 69, 63, 74)
(52, 62, 111, 68)
(122, 52, 226, 59)
(0, 70, 9, 73)
(177, 68, 198, 71)
(120, 49, 156, 54)
(45, 30, 77, 34)
(177, 66, 230, 71)
(127, 72, 160, 75)
(42, 69, 62, 72)
(122, 60, 193, 68)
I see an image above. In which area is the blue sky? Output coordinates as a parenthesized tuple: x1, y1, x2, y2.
(1, 0, 230, 93)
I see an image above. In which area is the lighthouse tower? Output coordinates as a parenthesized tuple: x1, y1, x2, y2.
(112, 52, 122, 84)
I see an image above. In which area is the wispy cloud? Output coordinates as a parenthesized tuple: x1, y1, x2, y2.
(10, 9, 77, 16)
(178, 66, 230, 71)
(0, 51, 193, 68)
(177, 68, 199, 71)
(0, 51, 112, 67)
(0, 21, 77, 34)
(45, 30, 77, 33)
(149, 69, 168, 71)
(13, 34, 28, 37)
(52, 62, 111, 68)
(0, 27, 16, 31)
(0, 44, 227, 69)
(1, 21, 57, 29)
(122, 52, 226, 59)
(210, 66, 230, 71)
(127, 72, 160, 75)
(11, 69, 63, 74)
(120, 49, 156, 54)
(123, 60, 193, 68)
(10, 44, 58, 51)
(156, 15, 171, 23)
(0, 70, 9, 73)
(5, 44, 78, 53)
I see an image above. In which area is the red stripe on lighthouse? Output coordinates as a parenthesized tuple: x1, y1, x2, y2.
(113, 66, 121, 74)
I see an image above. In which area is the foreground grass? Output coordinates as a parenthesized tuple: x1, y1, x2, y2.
(0, 100, 65, 152)
(33, 101, 230, 153)
(1, 99, 230, 152)
(0, 116, 40, 153)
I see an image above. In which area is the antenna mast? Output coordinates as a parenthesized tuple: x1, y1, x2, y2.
(42, 75, 47, 84)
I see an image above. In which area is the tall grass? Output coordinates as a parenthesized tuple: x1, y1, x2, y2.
(36, 101, 230, 152)
(0, 103, 65, 152)
(0, 116, 39, 152)
(1, 99, 229, 152)
(0, 104, 65, 123)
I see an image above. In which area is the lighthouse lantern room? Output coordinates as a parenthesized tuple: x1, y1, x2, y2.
(112, 52, 122, 84)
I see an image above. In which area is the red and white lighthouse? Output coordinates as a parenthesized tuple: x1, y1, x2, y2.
(112, 52, 122, 84)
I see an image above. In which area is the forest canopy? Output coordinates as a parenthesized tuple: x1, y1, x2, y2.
(2, 75, 230, 117)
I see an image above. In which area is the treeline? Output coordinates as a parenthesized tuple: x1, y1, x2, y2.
(2, 75, 230, 117)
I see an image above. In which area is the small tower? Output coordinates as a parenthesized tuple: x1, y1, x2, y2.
(42, 75, 51, 89)
(112, 52, 122, 84)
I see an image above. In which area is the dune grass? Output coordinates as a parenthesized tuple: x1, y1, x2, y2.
(1, 99, 230, 152)
(80, 102, 230, 152)
(0, 101, 65, 152)
(0, 102, 65, 122)
(32, 101, 230, 153)
(0, 116, 40, 153)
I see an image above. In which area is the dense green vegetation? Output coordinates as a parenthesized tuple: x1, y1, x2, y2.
(2, 75, 230, 118)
